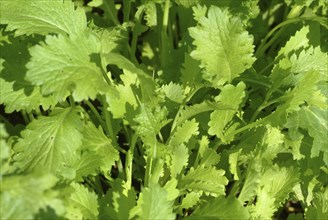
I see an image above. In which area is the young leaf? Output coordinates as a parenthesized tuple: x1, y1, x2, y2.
(0, 0, 86, 37)
(189, 5, 255, 86)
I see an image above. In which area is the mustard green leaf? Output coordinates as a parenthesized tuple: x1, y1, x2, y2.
(0, 35, 56, 113)
(208, 82, 246, 141)
(0, 173, 63, 220)
(188, 195, 249, 220)
(179, 166, 228, 196)
(25, 33, 108, 102)
(131, 183, 175, 220)
(305, 188, 328, 219)
(66, 183, 99, 220)
(0, 0, 86, 37)
(189, 5, 255, 86)
(13, 107, 83, 178)
(80, 122, 119, 174)
(170, 119, 199, 147)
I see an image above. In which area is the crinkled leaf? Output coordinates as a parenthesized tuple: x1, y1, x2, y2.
(0, 0, 86, 36)
(169, 144, 189, 178)
(287, 106, 328, 165)
(208, 82, 245, 141)
(189, 5, 255, 86)
(26, 34, 107, 102)
(99, 179, 136, 220)
(0, 173, 63, 220)
(0, 35, 56, 113)
(250, 165, 300, 219)
(130, 183, 175, 220)
(81, 122, 119, 174)
(170, 119, 199, 146)
(161, 82, 185, 103)
(188, 196, 249, 220)
(66, 183, 99, 220)
(179, 166, 228, 196)
(13, 107, 83, 178)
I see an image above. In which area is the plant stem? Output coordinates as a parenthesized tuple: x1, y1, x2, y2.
(68, 95, 75, 107)
(126, 133, 138, 189)
(84, 100, 106, 127)
(21, 111, 29, 124)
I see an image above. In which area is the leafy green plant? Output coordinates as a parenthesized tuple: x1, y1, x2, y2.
(0, 0, 327, 219)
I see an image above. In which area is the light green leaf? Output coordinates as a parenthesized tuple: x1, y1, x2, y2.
(66, 183, 99, 220)
(81, 122, 119, 174)
(170, 119, 199, 146)
(130, 183, 175, 220)
(0, 123, 9, 162)
(179, 166, 228, 196)
(305, 188, 328, 219)
(188, 196, 249, 220)
(169, 144, 189, 178)
(0, 35, 56, 113)
(287, 106, 328, 165)
(99, 179, 136, 220)
(26, 33, 107, 102)
(106, 71, 138, 118)
(250, 165, 300, 219)
(0, 173, 63, 220)
(179, 191, 202, 212)
(189, 5, 255, 86)
(161, 82, 185, 103)
(0, 0, 86, 36)
(277, 26, 310, 58)
(208, 82, 246, 141)
(13, 107, 83, 179)
(134, 104, 171, 146)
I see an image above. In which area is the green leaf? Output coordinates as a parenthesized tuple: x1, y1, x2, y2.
(180, 52, 203, 86)
(287, 106, 328, 165)
(168, 144, 189, 178)
(250, 165, 300, 219)
(208, 82, 246, 141)
(161, 82, 185, 103)
(26, 33, 107, 102)
(0, 0, 86, 36)
(106, 71, 138, 118)
(80, 122, 119, 174)
(130, 183, 175, 220)
(305, 188, 328, 219)
(0, 35, 56, 113)
(13, 107, 83, 179)
(179, 166, 228, 196)
(0, 123, 9, 162)
(134, 104, 171, 146)
(189, 5, 255, 86)
(188, 195, 249, 219)
(66, 183, 99, 220)
(0, 173, 63, 220)
(170, 119, 199, 146)
(99, 179, 136, 220)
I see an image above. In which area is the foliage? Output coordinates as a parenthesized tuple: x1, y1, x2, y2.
(0, 0, 327, 219)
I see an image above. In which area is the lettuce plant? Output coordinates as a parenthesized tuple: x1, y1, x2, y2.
(0, 0, 327, 219)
